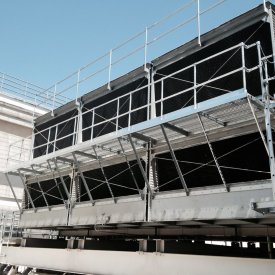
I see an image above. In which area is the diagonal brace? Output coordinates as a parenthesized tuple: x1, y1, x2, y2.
(5, 173, 21, 212)
(18, 169, 36, 210)
(197, 113, 229, 191)
(160, 125, 189, 195)
(47, 160, 66, 206)
(52, 158, 71, 204)
(118, 138, 141, 196)
(93, 147, 115, 202)
(128, 135, 152, 194)
(31, 165, 49, 209)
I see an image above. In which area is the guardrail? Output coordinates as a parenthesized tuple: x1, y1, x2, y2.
(5, 41, 263, 164)
(41, 0, 266, 111)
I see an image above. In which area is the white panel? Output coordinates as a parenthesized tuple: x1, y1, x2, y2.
(20, 206, 68, 228)
(70, 196, 145, 225)
(151, 182, 273, 221)
(1, 247, 275, 275)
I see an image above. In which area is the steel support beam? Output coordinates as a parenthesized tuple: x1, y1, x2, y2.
(56, 156, 74, 165)
(200, 112, 226, 127)
(74, 150, 97, 160)
(163, 123, 189, 136)
(160, 125, 189, 195)
(20, 168, 43, 175)
(197, 114, 229, 191)
(131, 132, 157, 146)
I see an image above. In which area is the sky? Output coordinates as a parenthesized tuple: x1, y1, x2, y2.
(0, 0, 272, 99)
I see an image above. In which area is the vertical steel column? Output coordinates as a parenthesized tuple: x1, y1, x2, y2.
(72, 153, 94, 204)
(118, 138, 140, 194)
(5, 174, 21, 212)
(258, 39, 275, 199)
(93, 147, 115, 202)
(197, 114, 228, 191)
(128, 135, 152, 194)
(263, 84, 275, 199)
(160, 125, 189, 195)
(17, 170, 36, 210)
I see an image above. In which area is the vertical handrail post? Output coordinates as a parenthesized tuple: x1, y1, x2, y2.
(76, 69, 80, 102)
(144, 27, 148, 71)
(197, 0, 201, 46)
(263, 0, 268, 13)
(128, 93, 132, 129)
(194, 64, 197, 108)
(91, 109, 95, 140)
(161, 79, 164, 118)
(241, 43, 247, 93)
(52, 84, 57, 116)
(116, 98, 120, 134)
(108, 49, 112, 90)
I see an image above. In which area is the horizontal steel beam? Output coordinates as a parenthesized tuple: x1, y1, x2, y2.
(1, 246, 275, 275)
(131, 132, 157, 145)
(74, 150, 97, 160)
(163, 122, 189, 136)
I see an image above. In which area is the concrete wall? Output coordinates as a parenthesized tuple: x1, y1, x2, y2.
(0, 92, 47, 211)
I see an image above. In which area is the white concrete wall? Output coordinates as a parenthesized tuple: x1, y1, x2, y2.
(0, 92, 47, 211)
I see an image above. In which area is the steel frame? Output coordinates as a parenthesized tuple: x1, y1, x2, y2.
(4, 19, 275, 226)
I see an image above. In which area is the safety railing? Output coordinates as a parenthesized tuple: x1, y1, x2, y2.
(0, 211, 21, 246)
(0, 72, 70, 109)
(6, 41, 261, 162)
(40, 0, 269, 112)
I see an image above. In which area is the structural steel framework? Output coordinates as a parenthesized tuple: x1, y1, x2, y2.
(2, 2, 275, 234)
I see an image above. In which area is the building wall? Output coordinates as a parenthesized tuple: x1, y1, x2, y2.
(0, 93, 47, 211)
